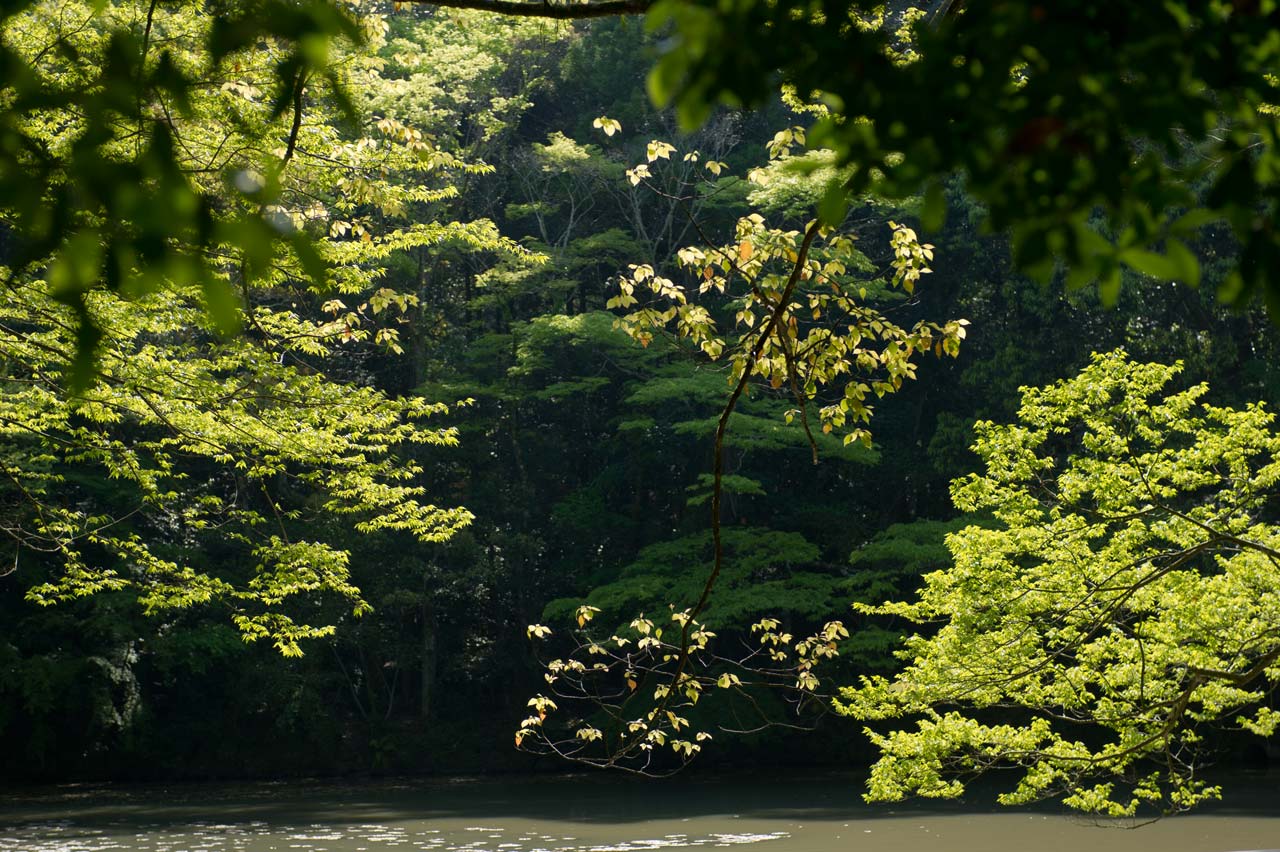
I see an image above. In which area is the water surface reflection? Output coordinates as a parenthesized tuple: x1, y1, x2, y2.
(2, 771, 1277, 852)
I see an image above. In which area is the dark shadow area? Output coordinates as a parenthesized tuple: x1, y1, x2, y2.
(3, 768, 1280, 831)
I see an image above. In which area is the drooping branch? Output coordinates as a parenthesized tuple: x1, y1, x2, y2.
(393, 0, 654, 19)
(620, 220, 823, 756)
(699, 220, 823, 625)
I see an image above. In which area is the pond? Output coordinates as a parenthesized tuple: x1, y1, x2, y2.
(2, 771, 1278, 852)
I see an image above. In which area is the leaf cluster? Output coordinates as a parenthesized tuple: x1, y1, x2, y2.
(839, 350, 1280, 815)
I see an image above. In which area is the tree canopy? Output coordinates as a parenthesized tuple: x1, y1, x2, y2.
(2, 0, 1277, 378)
(0, 0, 529, 654)
(412, 0, 1280, 311)
(4, 0, 1280, 810)
(840, 351, 1280, 815)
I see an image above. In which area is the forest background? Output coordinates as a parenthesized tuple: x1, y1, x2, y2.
(2, 0, 1280, 799)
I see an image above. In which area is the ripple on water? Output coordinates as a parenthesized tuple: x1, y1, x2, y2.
(0, 818, 789, 852)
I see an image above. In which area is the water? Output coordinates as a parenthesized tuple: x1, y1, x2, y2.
(2, 772, 1278, 852)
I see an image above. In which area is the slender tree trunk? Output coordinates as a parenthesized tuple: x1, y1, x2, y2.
(420, 578, 438, 721)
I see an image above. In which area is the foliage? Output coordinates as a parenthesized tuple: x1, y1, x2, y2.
(839, 517, 983, 671)
(509, 114, 967, 772)
(645, 0, 1280, 309)
(7, 2, 1280, 789)
(608, 129, 968, 449)
(2, 281, 470, 656)
(0, 0, 372, 384)
(543, 527, 840, 630)
(416, 0, 1280, 312)
(0, 0, 532, 655)
(517, 605, 850, 771)
(839, 350, 1280, 815)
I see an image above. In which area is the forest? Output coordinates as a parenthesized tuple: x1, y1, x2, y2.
(2, 0, 1280, 823)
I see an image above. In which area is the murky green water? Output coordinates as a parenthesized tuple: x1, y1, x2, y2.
(2, 772, 1278, 852)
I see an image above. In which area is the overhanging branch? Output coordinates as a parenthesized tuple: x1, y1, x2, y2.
(393, 0, 654, 18)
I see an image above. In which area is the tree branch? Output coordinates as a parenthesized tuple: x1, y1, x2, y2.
(700, 220, 822, 625)
(395, 0, 653, 19)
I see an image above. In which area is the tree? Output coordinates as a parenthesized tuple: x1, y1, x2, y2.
(409, 0, 1280, 313)
(0, 0, 378, 383)
(838, 350, 1280, 816)
(6, 1, 1278, 783)
(0, 0, 533, 655)
(511, 123, 967, 771)
(0, 6, 587, 777)
(3, 0, 1276, 383)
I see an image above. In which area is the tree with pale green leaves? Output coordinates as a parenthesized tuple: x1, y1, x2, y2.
(511, 120, 967, 772)
(1, 0, 536, 655)
(840, 350, 1280, 815)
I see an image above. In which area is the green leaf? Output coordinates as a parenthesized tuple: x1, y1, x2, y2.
(1097, 266, 1122, 306)
(1120, 247, 1182, 281)
(818, 181, 850, 226)
(920, 181, 946, 233)
(289, 232, 328, 290)
(1164, 239, 1201, 288)
(200, 277, 242, 337)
